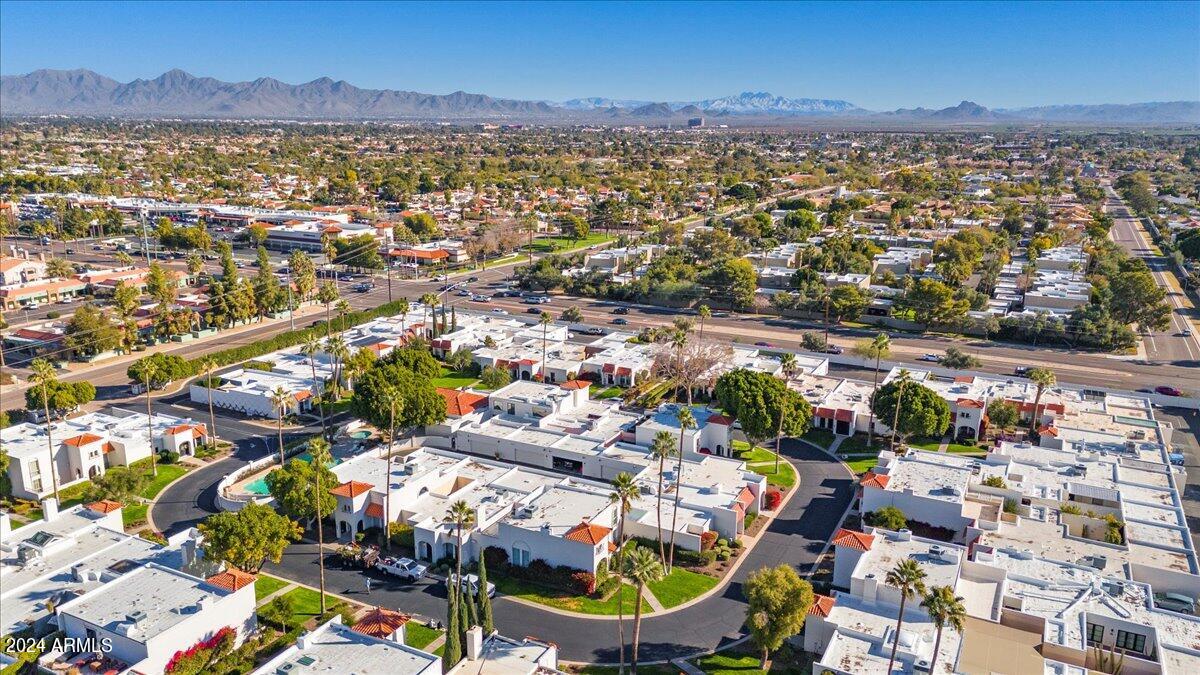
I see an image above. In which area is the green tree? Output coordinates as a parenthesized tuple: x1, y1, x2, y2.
(247, 222, 269, 247)
(712, 258, 757, 309)
(403, 212, 441, 240)
(744, 564, 815, 668)
(85, 466, 147, 504)
(621, 546, 665, 671)
(476, 547, 495, 635)
(64, 304, 121, 358)
(870, 373, 951, 448)
(853, 333, 890, 447)
(986, 399, 1019, 436)
(270, 386, 293, 465)
(446, 348, 474, 374)
(479, 366, 511, 390)
(1027, 367, 1057, 435)
(443, 585, 461, 669)
(828, 285, 868, 323)
(885, 559, 928, 673)
(714, 369, 812, 463)
(899, 278, 968, 328)
(45, 257, 74, 279)
(198, 502, 301, 573)
(383, 344, 442, 380)
(560, 214, 590, 242)
(922, 586, 967, 673)
(317, 281, 339, 338)
(608, 471, 639, 673)
(649, 430, 676, 561)
(560, 305, 583, 323)
(265, 455, 336, 523)
(939, 346, 981, 370)
(781, 209, 820, 241)
(253, 246, 284, 316)
(866, 505, 908, 531)
(289, 249, 317, 300)
(445, 499, 476, 606)
(29, 358, 62, 499)
(350, 361, 447, 437)
(145, 262, 177, 306)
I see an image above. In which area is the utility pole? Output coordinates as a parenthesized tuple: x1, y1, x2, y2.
(386, 255, 393, 303)
(286, 270, 296, 331)
(139, 209, 152, 267)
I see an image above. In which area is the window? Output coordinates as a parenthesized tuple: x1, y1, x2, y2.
(31, 478, 43, 493)
(1114, 630, 1145, 653)
(511, 545, 531, 567)
(1087, 623, 1104, 645)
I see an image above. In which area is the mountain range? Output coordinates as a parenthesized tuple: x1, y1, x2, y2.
(2, 69, 1197, 125)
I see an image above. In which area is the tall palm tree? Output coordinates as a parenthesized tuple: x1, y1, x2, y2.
(269, 386, 293, 466)
(885, 558, 928, 673)
(324, 335, 349, 400)
(666, 406, 694, 571)
(649, 431, 675, 562)
(889, 369, 912, 453)
(444, 499, 476, 603)
(538, 311, 553, 381)
(670, 330, 688, 401)
(382, 386, 404, 551)
(697, 304, 711, 342)
(608, 472, 640, 675)
(140, 360, 161, 478)
(853, 333, 890, 447)
(308, 437, 333, 614)
(419, 293, 439, 339)
(921, 585, 966, 672)
(1027, 367, 1056, 436)
(335, 299, 352, 333)
(199, 357, 220, 452)
(779, 353, 797, 382)
(622, 546, 665, 673)
(301, 337, 329, 440)
(396, 297, 410, 340)
(29, 358, 61, 500)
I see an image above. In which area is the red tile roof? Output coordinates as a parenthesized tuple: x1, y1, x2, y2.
(365, 502, 385, 519)
(563, 521, 612, 546)
(560, 380, 590, 390)
(393, 248, 449, 260)
(809, 594, 836, 617)
(330, 481, 374, 498)
(351, 607, 411, 638)
(437, 387, 488, 417)
(956, 398, 984, 409)
(166, 423, 207, 437)
(293, 390, 313, 402)
(1038, 425, 1058, 437)
(86, 500, 122, 514)
(707, 414, 734, 425)
(63, 433, 104, 447)
(831, 528, 875, 551)
(860, 472, 890, 489)
(736, 486, 756, 511)
(206, 568, 256, 592)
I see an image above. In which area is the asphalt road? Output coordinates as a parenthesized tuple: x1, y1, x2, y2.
(259, 438, 854, 663)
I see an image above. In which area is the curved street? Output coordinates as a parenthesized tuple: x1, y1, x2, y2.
(152, 437, 854, 662)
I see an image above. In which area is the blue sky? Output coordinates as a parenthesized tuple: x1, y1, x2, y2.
(1, 1, 1196, 109)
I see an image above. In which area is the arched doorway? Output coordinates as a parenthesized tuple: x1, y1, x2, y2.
(88, 466, 101, 478)
(419, 541, 433, 561)
(356, 520, 364, 533)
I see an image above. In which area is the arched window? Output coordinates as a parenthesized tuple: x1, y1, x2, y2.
(511, 542, 531, 567)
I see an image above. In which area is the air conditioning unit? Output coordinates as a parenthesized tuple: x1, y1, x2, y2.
(914, 658, 933, 673)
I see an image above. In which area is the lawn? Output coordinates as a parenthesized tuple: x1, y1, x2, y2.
(946, 443, 988, 455)
(432, 366, 479, 389)
(493, 576, 651, 616)
(122, 503, 148, 527)
(404, 622, 444, 650)
(909, 436, 944, 452)
(800, 427, 835, 449)
(646, 568, 718, 609)
(141, 464, 188, 499)
(482, 253, 523, 269)
(525, 233, 614, 253)
(255, 575, 291, 602)
(733, 441, 797, 489)
(280, 586, 339, 624)
(592, 385, 624, 400)
(690, 653, 765, 675)
(569, 666, 679, 675)
(845, 457, 881, 475)
(838, 434, 885, 454)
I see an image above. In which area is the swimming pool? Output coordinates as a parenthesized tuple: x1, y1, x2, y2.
(350, 430, 372, 440)
(243, 453, 342, 496)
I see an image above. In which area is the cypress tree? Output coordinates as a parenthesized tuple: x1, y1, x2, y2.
(458, 582, 471, 637)
(477, 552, 494, 635)
(451, 305, 458, 331)
(443, 585, 461, 668)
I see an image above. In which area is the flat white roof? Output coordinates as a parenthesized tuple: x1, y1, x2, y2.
(253, 618, 438, 675)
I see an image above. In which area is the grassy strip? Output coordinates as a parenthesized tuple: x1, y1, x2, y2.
(493, 575, 651, 616)
(404, 622, 444, 650)
(845, 457, 881, 475)
(733, 441, 796, 489)
(646, 568, 718, 609)
(141, 464, 188, 499)
(801, 427, 836, 449)
(524, 233, 614, 253)
(690, 653, 765, 675)
(255, 575, 291, 602)
(431, 366, 480, 389)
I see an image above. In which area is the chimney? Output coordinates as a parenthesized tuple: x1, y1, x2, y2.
(42, 497, 60, 522)
(0, 512, 11, 542)
(181, 538, 197, 567)
(465, 625, 484, 661)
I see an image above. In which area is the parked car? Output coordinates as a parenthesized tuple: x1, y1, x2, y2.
(754, 341, 773, 348)
(825, 345, 844, 355)
(583, 326, 605, 335)
(467, 276, 479, 282)
(456, 289, 471, 296)
(1014, 366, 1030, 376)
(65, 248, 76, 254)
(354, 282, 373, 292)
(1183, 328, 1193, 337)
(1155, 386, 1182, 396)
(919, 353, 940, 362)
(472, 294, 490, 302)
(526, 307, 542, 314)
(1155, 592, 1196, 615)
(612, 318, 629, 325)
(491, 308, 508, 315)
(612, 307, 629, 315)
(375, 556, 428, 581)
(447, 572, 496, 598)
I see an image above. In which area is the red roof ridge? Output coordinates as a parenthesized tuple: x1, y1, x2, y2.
(564, 520, 612, 545)
(206, 568, 256, 592)
(331, 480, 374, 498)
(860, 472, 890, 489)
(832, 528, 875, 551)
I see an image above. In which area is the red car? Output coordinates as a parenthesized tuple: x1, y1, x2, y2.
(1155, 386, 1182, 397)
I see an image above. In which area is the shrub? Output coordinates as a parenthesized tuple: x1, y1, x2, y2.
(527, 558, 553, 578)
(865, 506, 909, 531)
(1003, 498, 1019, 514)
(1059, 503, 1082, 515)
(158, 450, 180, 464)
(243, 360, 276, 371)
(570, 571, 597, 595)
(700, 530, 718, 551)
(389, 522, 414, 549)
(259, 595, 295, 631)
(483, 546, 509, 570)
(46, 311, 61, 320)
(764, 488, 783, 510)
(982, 475, 1008, 489)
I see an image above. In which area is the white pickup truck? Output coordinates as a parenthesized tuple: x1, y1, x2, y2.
(374, 557, 428, 581)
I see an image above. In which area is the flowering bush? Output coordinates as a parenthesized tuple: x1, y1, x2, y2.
(700, 530, 718, 551)
(764, 488, 783, 511)
(165, 626, 236, 675)
(570, 571, 597, 595)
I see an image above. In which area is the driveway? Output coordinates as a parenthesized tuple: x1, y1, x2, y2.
(263, 438, 855, 662)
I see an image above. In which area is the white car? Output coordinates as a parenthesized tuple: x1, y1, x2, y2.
(919, 353, 940, 362)
(491, 308, 508, 315)
(375, 556, 428, 581)
(447, 572, 496, 598)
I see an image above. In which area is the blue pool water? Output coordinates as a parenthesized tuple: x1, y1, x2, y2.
(244, 452, 342, 495)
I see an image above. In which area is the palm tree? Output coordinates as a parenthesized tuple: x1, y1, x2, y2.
(301, 337, 329, 440)
(317, 281, 338, 339)
(140, 359, 161, 478)
(608, 472, 640, 675)
(889, 369, 912, 453)
(649, 431, 675, 562)
(199, 357, 220, 452)
(382, 386, 404, 551)
(396, 297, 410, 340)
(324, 335, 349, 400)
(1027, 367, 1056, 436)
(538, 311, 553, 381)
(666, 406, 694, 571)
(308, 437, 333, 613)
(885, 558, 928, 673)
(622, 546, 665, 673)
(853, 333, 890, 447)
(269, 386, 293, 466)
(29, 358, 61, 500)
(335, 299, 352, 333)
(921, 585, 966, 672)
(697, 304, 711, 342)
(419, 293, 439, 339)
(444, 499, 476, 604)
